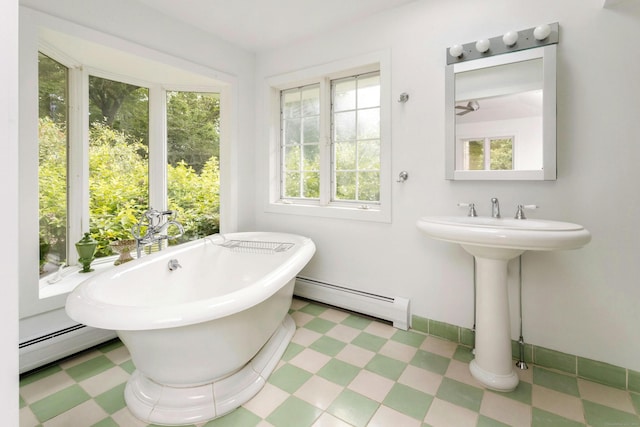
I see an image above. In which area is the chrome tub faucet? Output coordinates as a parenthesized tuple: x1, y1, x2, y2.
(131, 208, 184, 258)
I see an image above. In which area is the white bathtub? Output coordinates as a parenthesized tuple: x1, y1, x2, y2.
(66, 232, 315, 425)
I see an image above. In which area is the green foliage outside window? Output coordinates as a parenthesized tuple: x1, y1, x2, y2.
(39, 117, 67, 264)
(39, 118, 220, 260)
(490, 138, 513, 170)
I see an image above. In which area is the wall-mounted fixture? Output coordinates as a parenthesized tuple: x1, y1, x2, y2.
(446, 23, 558, 65)
(396, 170, 409, 183)
(445, 23, 559, 181)
(397, 92, 410, 103)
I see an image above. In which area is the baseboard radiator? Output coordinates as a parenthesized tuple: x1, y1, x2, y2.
(20, 324, 116, 374)
(294, 277, 411, 330)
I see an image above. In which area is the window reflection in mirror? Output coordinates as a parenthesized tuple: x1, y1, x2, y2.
(455, 58, 542, 172)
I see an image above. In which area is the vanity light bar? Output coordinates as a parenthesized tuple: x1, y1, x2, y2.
(446, 22, 559, 65)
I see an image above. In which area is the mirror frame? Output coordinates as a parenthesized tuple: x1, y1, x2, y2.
(445, 44, 557, 180)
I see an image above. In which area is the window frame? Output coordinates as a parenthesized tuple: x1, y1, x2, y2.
(330, 71, 382, 206)
(265, 50, 391, 223)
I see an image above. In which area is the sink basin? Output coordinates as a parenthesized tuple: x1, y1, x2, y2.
(417, 215, 591, 392)
(417, 216, 591, 254)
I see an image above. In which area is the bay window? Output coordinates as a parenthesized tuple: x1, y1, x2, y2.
(38, 48, 221, 280)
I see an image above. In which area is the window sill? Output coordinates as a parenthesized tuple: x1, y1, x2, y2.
(39, 257, 119, 299)
(265, 200, 391, 223)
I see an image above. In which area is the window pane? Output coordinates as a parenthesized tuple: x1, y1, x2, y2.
(335, 172, 356, 200)
(357, 108, 380, 140)
(303, 144, 320, 171)
(284, 172, 301, 198)
(335, 141, 356, 170)
(357, 75, 380, 109)
(333, 79, 356, 112)
(358, 140, 380, 170)
(167, 91, 221, 241)
(302, 117, 319, 143)
(358, 172, 380, 201)
(334, 111, 356, 142)
(490, 137, 513, 170)
(284, 145, 301, 171)
(283, 90, 301, 118)
(281, 84, 320, 200)
(303, 172, 320, 198)
(284, 119, 301, 144)
(38, 53, 68, 276)
(465, 140, 484, 170)
(89, 76, 149, 257)
(302, 86, 320, 115)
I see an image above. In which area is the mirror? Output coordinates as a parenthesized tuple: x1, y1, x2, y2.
(445, 37, 557, 180)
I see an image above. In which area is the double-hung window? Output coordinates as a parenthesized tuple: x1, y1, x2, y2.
(269, 52, 390, 222)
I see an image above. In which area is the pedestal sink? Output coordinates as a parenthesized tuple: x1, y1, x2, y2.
(417, 215, 591, 391)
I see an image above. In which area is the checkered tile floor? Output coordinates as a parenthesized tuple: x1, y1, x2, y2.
(20, 298, 640, 426)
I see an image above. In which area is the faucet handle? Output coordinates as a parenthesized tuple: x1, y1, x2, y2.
(514, 204, 538, 219)
(457, 202, 478, 217)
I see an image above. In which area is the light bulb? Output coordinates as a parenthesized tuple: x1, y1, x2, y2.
(475, 39, 490, 53)
(502, 31, 518, 47)
(534, 24, 551, 41)
(449, 44, 463, 58)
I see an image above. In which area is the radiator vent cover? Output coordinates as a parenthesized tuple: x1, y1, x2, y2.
(294, 277, 410, 330)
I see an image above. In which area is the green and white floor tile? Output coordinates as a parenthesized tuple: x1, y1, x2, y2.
(20, 298, 640, 426)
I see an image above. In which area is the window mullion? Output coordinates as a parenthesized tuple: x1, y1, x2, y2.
(148, 85, 167, 211)
(319, 77, 331, 206)
(484, 137, 491, 170)
(67, 66, 88, 263)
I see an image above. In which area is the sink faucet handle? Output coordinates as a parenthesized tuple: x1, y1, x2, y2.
(457, 202, 478, 217)
(514, 204, 538, 219)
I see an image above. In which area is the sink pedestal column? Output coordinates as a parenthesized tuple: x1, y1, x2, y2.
(463, 247, 523, 392)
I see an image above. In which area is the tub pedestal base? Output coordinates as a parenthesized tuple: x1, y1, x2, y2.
(124, 314, 296, 426)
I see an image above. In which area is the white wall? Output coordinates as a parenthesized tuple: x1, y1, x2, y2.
(1, 0, 20, 423)
(254, 0, 640, 371)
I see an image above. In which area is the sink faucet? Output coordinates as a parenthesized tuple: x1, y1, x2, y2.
(491, 198, 501, 218)
(131, 208, 185, 258)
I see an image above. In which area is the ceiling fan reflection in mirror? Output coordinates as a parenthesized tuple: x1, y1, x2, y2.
(456, 100, 480, 116)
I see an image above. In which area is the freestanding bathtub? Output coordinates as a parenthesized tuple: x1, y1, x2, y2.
(66, 232, 315, 425)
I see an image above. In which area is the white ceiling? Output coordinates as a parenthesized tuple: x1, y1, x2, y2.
(135, 0, 417, 52)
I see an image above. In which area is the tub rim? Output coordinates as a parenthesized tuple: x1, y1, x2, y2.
(65, 231, 315, 331)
